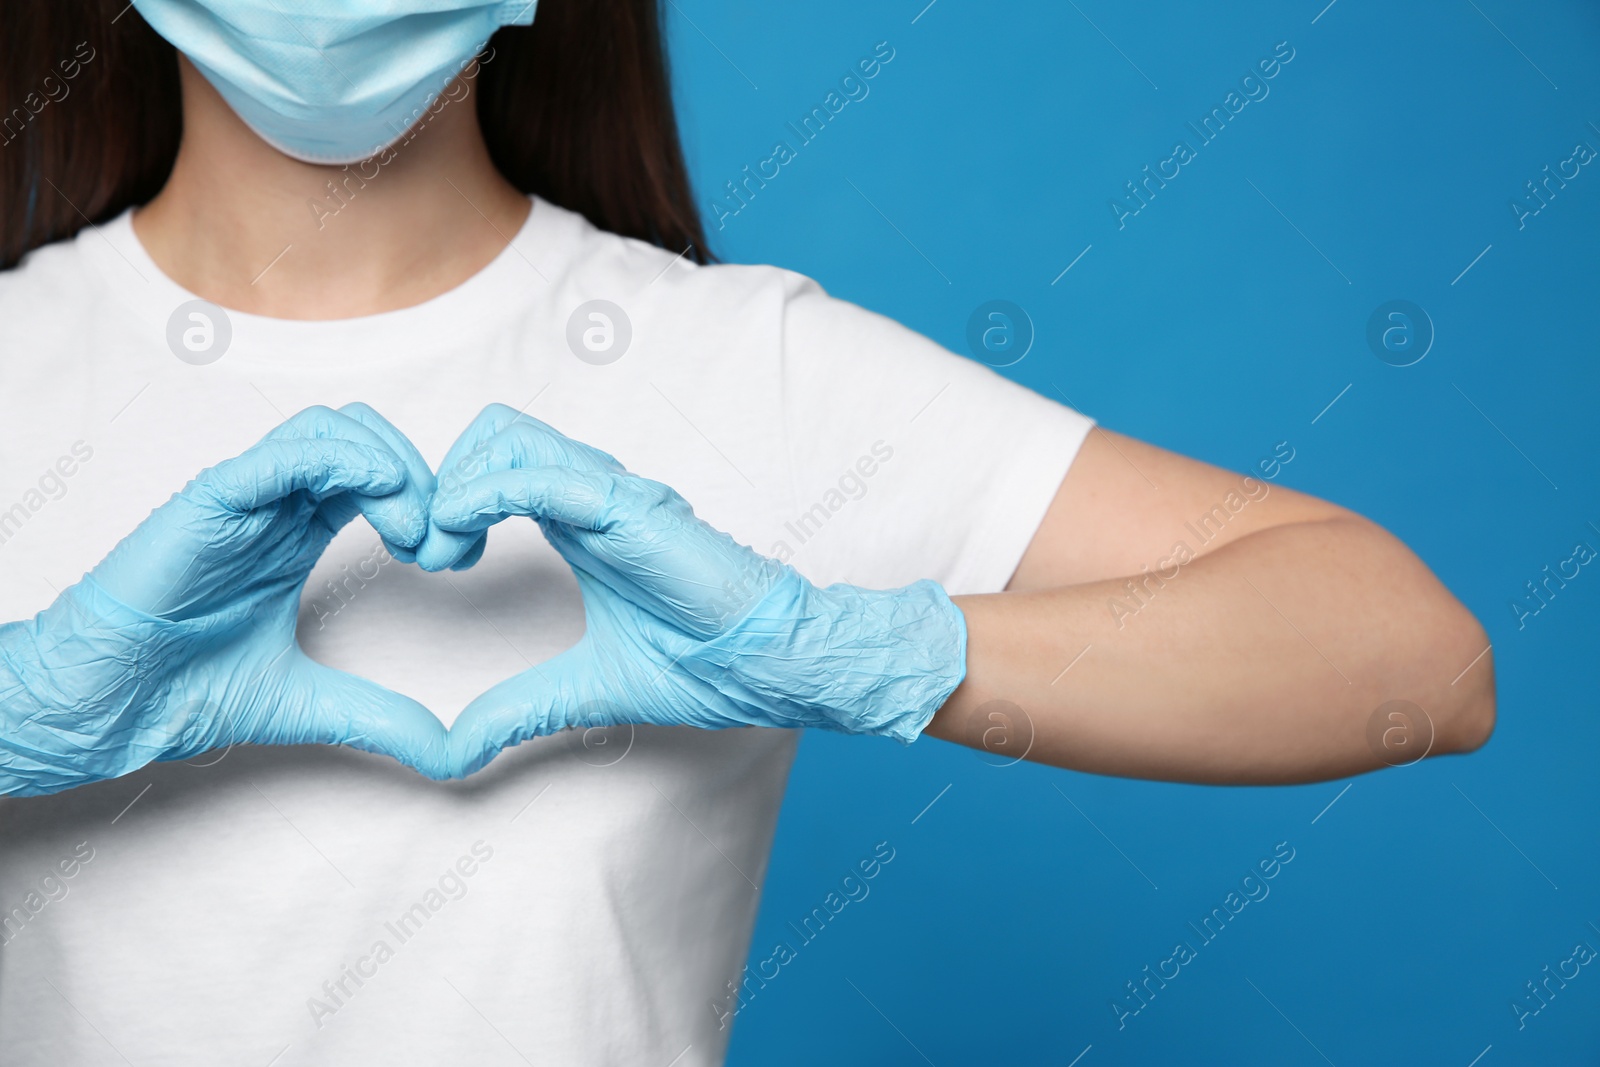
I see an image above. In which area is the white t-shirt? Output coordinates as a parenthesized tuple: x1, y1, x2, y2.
(0, 197, 1092, 1066)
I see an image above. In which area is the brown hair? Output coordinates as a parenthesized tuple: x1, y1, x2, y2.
(0, 0, 708, 271)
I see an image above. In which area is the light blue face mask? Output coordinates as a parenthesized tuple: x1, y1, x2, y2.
(131, 0, 537, 165)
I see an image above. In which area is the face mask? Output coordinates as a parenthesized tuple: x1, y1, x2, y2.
(131, 0, 537, 165)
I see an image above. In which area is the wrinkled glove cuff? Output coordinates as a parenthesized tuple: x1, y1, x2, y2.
(0, 579, 190, 796)
(678, 569, 968, 743)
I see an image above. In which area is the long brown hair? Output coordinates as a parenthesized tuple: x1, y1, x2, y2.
(0, 0, 708, 271)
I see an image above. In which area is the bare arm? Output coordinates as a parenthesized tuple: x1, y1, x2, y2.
(924, 429, 1495, 784)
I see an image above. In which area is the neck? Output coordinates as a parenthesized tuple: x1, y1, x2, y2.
(134, 57, 530, 320)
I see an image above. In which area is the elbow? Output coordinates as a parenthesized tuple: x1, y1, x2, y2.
(1442, 677, 1495, 755)
(1446, 671, 1496, 755)
(1434, 612, 1496, 756)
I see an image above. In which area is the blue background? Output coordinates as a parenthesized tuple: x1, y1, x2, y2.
(666, 1, 1600, 1063)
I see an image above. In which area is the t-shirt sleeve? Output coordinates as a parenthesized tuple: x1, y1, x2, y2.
(776, 273, 1094, 596)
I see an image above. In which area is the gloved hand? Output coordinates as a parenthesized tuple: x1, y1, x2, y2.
(0, 405, 450, 797)
(421, 404, 968, 777)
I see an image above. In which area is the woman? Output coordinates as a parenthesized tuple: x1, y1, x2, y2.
(0, 2, 1494, 1064)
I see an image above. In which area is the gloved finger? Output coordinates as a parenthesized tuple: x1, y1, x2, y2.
(488, 408, 623, 472)
(437, 466, 777, 639)
(429, 467, 622, 535)
(413, 528, 486, 573)
(247, 406, 422, 547)
(435, 404, 620, 492)
(269, 654, 452, 780)
(204, 438, 407, 517)
(418, 404, 620, 572)
(414, 529, 482, 574)
(432, 403, 524, 496)
(430, 467, 694, 621)
(418, 404, 515, 572)
(327, 402, 436, 560)
(261, 405, 431, 550)
(446, 652, 593, 779)
(431, 465, 700, 593)
(449, 529, 489, 571)
(419, 405, 532, 572)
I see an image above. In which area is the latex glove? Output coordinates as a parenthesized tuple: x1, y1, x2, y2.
(0, 405, 450, 797)
(423, 405, 968, 777)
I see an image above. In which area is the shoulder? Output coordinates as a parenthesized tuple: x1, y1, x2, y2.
(0, 225, 118, 374)
(541, 199, 825, 324)
(557, 209, 986, 386)
(0, 224, 105, 304)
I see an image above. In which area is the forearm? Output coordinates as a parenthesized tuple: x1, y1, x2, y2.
(925, 516, 1495, 784)
(0, 616, 72, 797)
(0, 583, 188, 797)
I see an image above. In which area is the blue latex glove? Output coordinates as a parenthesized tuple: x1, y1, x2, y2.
(422, 405, 969, 778)
(0, 405, 450, 797)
